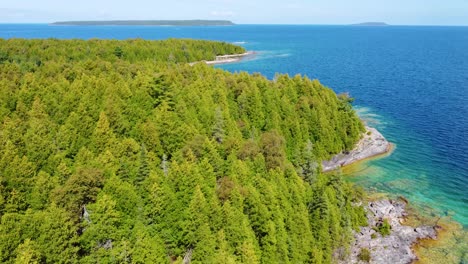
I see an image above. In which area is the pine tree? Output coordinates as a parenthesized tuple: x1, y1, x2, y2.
(52, 168, 104, 218)
(32, 205, 79, 263)
(131, 223, 168, 264)
(212, 107, 225, 144)
(14, 239, 41, 264)
(260, 131, 287, 171)
(29, 171, 58, 210)
(92, 112, 116, 153)
(213, 230, 237, 264)
(136, 144, 150, 186)
(24, 97, 55, 169)
(297, 140, 319, 184)
(79, 194, 121, 259)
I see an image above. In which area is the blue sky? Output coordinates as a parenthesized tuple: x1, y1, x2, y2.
(1, 0, 467, 25)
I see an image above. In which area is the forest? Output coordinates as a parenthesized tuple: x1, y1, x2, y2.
(0, 38, 367, 263)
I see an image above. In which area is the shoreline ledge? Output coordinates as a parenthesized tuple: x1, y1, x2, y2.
(189, 51, 255, 66)
(322, 126, 391, 172)
(339, 199, 438, 264)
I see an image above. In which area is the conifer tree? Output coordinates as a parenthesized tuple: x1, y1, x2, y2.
(0, 38, 368, 263)
(212, 107, 225, 144)
(136, 144, 150, 186)
(14, 239, 41, 264)
(92, 112, 116, 153)
(24, 97, 55, 169)
(131, 223, 168, 264)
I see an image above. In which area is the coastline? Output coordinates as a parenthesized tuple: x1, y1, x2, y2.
(189, 51, 254, 66)
(322, 126, 392, 172)
(340, 198, 438, 264)
(3, 24, 466, 264)
(328, 127, 468, 264)
(329, 126, 467, 263)
(326, 127, 443, 263)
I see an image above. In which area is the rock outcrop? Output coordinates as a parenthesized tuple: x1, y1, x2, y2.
(322, 126, 390, 172)
(189, 51, 254, 66)
(341, 199, 437, 264)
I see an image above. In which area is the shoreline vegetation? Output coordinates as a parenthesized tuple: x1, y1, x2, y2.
(50, 20, 235, 26)
(322, 126, 392, 172)
(189, 51, 255, 66)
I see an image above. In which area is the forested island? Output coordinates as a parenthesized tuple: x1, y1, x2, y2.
(0, 38, 372, 263)
(51, 20, 235, 26)
(350, 22, 389, 26)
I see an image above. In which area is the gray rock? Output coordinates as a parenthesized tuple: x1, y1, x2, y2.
(322, 127, 390, 172)
(338, 199, 437, 264)
(98, 239, 113, 250)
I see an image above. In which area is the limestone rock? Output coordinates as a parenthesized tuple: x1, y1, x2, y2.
(322, 127, 390, 172)
(339, 199, 437, 264)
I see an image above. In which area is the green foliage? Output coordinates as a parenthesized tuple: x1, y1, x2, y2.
(0, 38, 366, 263)
(52, 168, 104, 218)
(0, 206, 79, 263)
(113, 47, 123, 59)
(260, 131, 286, 171)
(14, 239, 41, 264)
(373, 218, 392, 237)
(358, 248, 371, 262)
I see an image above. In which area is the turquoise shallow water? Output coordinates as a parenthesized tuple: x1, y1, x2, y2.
(346, 106, 467, 225)
(1, 24, 467, 227)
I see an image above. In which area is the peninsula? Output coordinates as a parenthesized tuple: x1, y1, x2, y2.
(51, 20, 235, 26)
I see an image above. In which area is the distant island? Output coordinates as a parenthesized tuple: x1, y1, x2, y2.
(350, 22, 389, 26)
(51, 20, 235, 26)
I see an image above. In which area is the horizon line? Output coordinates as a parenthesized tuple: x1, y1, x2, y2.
(1, 21, 468, 27)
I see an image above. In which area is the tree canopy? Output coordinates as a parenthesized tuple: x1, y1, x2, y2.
(0, 38, 366, 263)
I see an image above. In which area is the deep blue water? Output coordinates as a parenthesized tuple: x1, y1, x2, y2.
(1, 24, 467, 226)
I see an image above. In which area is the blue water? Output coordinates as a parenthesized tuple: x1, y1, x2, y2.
(1, 24, 467, 226)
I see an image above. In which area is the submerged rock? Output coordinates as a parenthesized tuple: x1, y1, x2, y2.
(340, 199, 437, 264)
(322, 126, 391, 172)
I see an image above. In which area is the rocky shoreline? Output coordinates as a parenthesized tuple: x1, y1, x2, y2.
(206, 51, 254, 64)
(341, 199, 438, 264)
(322, 126, 391, 172)
(189, 51, 254, 66)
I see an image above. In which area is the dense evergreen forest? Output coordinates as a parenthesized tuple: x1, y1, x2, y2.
(0, 38, 367, 263)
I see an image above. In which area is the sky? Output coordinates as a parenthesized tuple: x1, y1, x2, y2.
(1, 0, 468, 26)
